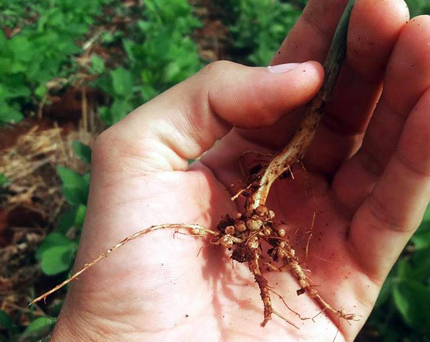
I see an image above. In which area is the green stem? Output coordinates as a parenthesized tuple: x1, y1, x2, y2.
(322, 0, 357, 100)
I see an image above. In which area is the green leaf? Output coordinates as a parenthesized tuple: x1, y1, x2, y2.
(57, 208, 78, 234)
(49, 300, 64, 317)
(57, 167, 89, 205)
(98, 106, 113, 126)
(36, 233, 72, 260)
(0, 173, 9, 187)
(410, 248, 430, 283)
(110, 98, 133, 124)
(393, 280, 430, 333)
(411, 205, 430, 250)
(123, 39, 136, 62)
(74, 204, 86, 229)
(0, 82, 31, 98)
(375, 275, 394, 308)
(164, 61, 182, 83)
(140, 84, 157, 102)
(72, 140, 92, 164)
(9, 35, 33, 63)
(41, 244, 77, 275)
(35, 84, 48, 98)
(406, 0, 430, 16)
(24, 316, 56, 336)
(58, 41, 81, 55)
(110, 67, 134, 97)
(0, 310, 13, 330)
(101, 31, 114, 44)
(397, 258, 413, 280)
(90, 54, 105, 74)
(0, 101, 24, 124)
(423, 205, 430, 224)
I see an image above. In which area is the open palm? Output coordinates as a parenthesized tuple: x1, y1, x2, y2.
(51, 1, 430, 342)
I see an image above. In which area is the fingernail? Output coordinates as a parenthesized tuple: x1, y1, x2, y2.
(268, 63, 301, 74)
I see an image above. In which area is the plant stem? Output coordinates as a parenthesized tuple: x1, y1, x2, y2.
(247, 0, 357, 212)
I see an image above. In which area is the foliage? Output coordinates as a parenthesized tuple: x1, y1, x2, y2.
(0, 0, 39, 29)
(223, 0, 306, 65)
(0, 0, 112, 124)
(0, 143, 91, 341)
(37, 143, 91, 273)
(57, 167, 89, 206)
(406, 0, 430, 16)
(0, 310, 15, 341)
(224, 0, 429, 66)
(22, 316, 56, 341)
(0, 173, 9, 187)
(97, 0, 203, 125)
(72, 141, 92, 164)
(36, 233, 79, 275)
(1, 306, 56, 342)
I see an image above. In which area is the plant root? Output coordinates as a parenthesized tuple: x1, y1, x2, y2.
(269, 288, 325, 322)
(29, 224, 218, 305)
(220, 205, 357, 326)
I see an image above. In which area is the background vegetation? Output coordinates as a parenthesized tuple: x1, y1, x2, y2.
(0, 1, 429, 341)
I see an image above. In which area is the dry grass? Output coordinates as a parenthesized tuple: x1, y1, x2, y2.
(0, 123, 95, 326)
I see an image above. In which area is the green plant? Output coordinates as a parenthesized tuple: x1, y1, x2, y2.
(0, 309, 15, 341)
(36, 144, 91, 277)
(405, 0, 430, 16)
(1, 305, 56, 342)
(21, 316, 56, 342)
(97, 0, 203, 125)
(0, 0, 39, 29)
(224, 0, 304, 66)
(0, 173, 9, 187)
(0, 0, 112, 124)
(0, 142, 91, 342)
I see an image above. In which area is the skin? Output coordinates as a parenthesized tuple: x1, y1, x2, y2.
(50, 0, 430, 341)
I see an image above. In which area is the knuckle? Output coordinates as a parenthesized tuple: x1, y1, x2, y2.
(202, 60, 236, 77)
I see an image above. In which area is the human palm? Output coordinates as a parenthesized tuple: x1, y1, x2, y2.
(51, 1, 430, 342)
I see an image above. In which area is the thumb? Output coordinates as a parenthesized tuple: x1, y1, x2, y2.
(94, 60, 324, 172)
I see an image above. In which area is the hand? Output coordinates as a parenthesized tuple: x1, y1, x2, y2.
(50, 1, 430, 341)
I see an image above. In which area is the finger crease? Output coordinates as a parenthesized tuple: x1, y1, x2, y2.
(367, 192, 411, 234)
(358, 148, 386, 179)
(379, 95, 408, 121)
(301, 10, 332, 46)
(321, 110, 366, 137)
(394, 149, 430, 179)
(346, 240, 384, 287)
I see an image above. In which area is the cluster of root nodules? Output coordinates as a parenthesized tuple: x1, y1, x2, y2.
(214, 205, 356, 328)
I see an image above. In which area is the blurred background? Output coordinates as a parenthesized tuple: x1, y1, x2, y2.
(0, 1, 429, 341)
